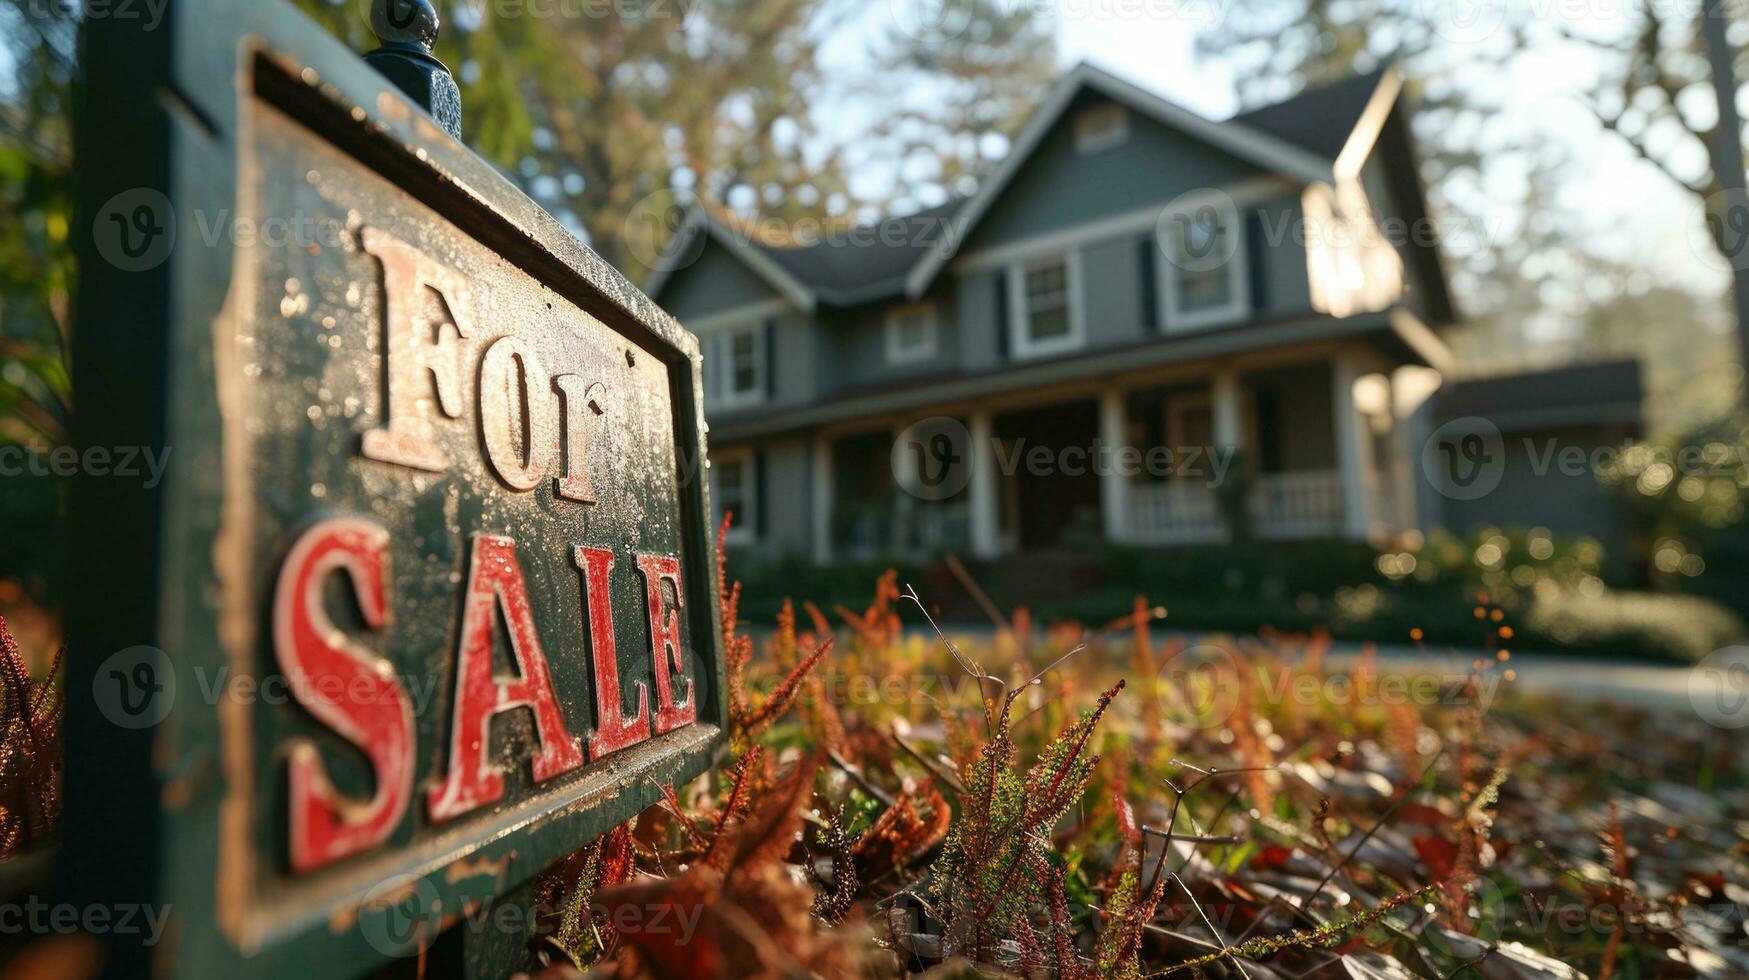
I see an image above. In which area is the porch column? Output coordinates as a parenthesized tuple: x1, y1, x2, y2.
(891, 421, 916, 554)
(968, 409, 1001, 560)
(811, 433, 833, 565)
(1332, 354, 1376, 540)
(1211, 369, 1242, 453)
(1098, 388, 1130, 544)
(1383, 370, 1414, 533)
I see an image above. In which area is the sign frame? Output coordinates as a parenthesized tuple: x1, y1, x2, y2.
(66, 2, 726, 976)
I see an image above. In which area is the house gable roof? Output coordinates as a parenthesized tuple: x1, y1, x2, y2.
(650, 64, 1437, 314)
(643, 208, 819, 314)
(1232, 69, 1389, 161)
(905, 62, 1351, 297)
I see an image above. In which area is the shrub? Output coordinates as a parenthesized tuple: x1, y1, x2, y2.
(1523, 587, 1745, 663)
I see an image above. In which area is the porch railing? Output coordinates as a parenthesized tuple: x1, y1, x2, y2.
(1249, 469, 1346, 538)
(1128, 482, 1224, 544)
(1127, 469, 1346, 544)
(841, 499, 971, 560)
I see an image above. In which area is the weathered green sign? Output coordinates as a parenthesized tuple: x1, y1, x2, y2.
(66, 2, 724, 976)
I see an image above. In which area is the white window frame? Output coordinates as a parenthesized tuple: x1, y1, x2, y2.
(716, 322, 768, 409)
(1006, 250, 1086, 360)
(1075, 102, 1130, 155)
(711, 449, 758, 544)
(883, 302, 940, 364)
(1157, 190, 1250, 332)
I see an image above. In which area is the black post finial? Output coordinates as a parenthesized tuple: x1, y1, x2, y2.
(363, 0, 462, 140)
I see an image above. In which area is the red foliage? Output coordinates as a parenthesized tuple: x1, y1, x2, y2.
(0, 612, 60, 858)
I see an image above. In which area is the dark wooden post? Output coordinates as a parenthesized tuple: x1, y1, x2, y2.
(362, 0, 463, 140)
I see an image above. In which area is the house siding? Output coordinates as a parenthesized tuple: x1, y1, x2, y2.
(956, 269, 1005, 372)
(757, 438, 813, 556)
(961, 93, 1268, 254)
(1250, 193, 1313, 317)
(1081, 236, 1148, 348)
(824, 291, 962, 388)
(759, 311, 813, 409)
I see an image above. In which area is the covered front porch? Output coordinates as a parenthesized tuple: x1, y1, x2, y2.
(805, 348, 1422, 563)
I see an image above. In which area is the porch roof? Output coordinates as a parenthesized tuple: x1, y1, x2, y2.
(711, 309, 1426, 443)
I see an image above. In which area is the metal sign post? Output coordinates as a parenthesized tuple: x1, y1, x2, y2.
(66, 1, 724, 975)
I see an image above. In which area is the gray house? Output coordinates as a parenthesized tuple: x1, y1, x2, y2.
(648, 64, 1457, 564)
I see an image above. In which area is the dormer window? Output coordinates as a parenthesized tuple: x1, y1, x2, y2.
(1075, 103, 1129, 154)
(1006, 252, 1086, 359)
(884, 302, 939, 364)
(1158, 191, 1249, 330)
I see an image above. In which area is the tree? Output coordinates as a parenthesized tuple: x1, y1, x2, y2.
(1194, 0, 1743, 427)
(1193, 1, 1530, 315)
(290, 0, 1055, 278)
(0, 3, 75, 610)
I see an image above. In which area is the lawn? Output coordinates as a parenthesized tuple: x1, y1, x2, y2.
(2, 525, 1744, 978)
(508, 529, 1746, 978)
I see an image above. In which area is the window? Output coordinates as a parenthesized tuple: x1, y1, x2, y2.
(1075, 102, 1130, 154)
(1158, 193, 1249, 330)
(712, 452, 757, 543)
(884, 303, 939, 364)
(1007, 253, 1084, 359)
(716, 323, 766, 407)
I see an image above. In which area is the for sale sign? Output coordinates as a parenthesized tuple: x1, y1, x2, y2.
(66, 2, 724, 976)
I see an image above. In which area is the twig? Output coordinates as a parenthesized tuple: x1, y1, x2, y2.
(827, 748, 895, 808)
(888, 728, 965, 795)
(1170, 873, 1252, 980)
(943, 553, 1011, 634)
(902, 583, 1003, 738)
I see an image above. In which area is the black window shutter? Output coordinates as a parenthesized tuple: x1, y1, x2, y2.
(993, 269, 1009, 361)
(754, 450, 767, 538)
(763, 319, 778, 401)
(1138, 236, 1159, 331)
(1244, 209, 1268, 315)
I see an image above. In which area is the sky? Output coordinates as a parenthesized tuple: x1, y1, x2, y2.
(822, 1, 1729, 306)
